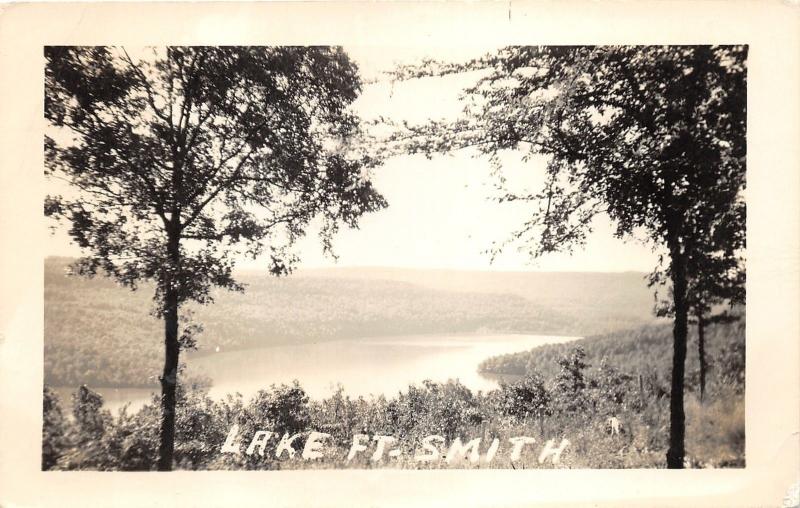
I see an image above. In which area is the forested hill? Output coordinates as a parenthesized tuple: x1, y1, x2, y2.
(295, 266, 656, 333)
(479, 318, 745, 398)
(44, 257, 657, 387)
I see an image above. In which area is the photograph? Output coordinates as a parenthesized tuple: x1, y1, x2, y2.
(0, 2, 797, 507)
(42, 44, 746, 471)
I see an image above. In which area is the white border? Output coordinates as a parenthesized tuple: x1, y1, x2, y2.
(0, 2, 798, 506)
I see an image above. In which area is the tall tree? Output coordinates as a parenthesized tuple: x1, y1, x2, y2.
(650, 196, 745, 401)
(44, 46, 386, 470)
(384, 45, 746, 468)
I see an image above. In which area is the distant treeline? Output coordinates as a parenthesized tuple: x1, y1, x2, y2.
(44, 257, 656, 387)
(480, 318, 745, 399)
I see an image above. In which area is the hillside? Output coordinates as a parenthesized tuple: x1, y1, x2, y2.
(44, 257, 657, 387)
(480, 318, 745, 397)
(294, 266, 656, 333)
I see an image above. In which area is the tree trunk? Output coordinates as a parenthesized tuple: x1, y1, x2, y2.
(697, 312, 707, 403)
(157, 287, 179, 471)
(666, 245, 689, 469)
(157, 232, 181, 471)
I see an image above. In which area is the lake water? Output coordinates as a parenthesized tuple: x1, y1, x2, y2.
(54, 333, 580, 414)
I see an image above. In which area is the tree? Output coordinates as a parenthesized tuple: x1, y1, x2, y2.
(552, 347, 590, 414)
(42, 385, 70, 470)
(650, 196, 745, 401)
(44, 46, 386, 470)
(385, 46, 746, 468)
(497, 373, 551, 423)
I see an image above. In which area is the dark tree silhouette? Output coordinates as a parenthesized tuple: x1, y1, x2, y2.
(383, 45, 746, 468)
(42, 386, 70, 470)
(44, 46, 386, 470)
(650, 197, 745, 402)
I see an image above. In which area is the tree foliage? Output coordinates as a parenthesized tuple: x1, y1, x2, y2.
(45, 46, 386, 302)
(384, 46, 746, 260)
(42, 386, 70, 470)
(44, 46, 387, 470)
(381, 45, 747, 468)
(497, 373, 551, 422)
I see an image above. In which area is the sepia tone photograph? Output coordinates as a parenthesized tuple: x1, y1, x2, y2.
(0, 2, 798, 507)
(42, 44, 746, 471)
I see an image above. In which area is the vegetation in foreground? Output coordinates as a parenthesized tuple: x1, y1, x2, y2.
(42, 320, 744, 471)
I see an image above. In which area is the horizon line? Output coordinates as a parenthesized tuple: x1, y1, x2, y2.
(44, 255, 650, 276)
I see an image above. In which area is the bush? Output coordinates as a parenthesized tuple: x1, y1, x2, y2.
(496, 373, 550, 422)
(42, 386, 70, 470)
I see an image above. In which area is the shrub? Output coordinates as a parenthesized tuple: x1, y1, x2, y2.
(42, 385, 70, 470)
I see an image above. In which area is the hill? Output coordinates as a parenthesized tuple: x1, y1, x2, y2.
(480, 318, 745, 398)
(44, 257, 657, 387)
(294, 266, 656, 333)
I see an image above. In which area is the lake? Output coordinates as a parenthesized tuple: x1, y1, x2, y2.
(54, 333, 580, 414)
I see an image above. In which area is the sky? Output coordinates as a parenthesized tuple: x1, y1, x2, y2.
(45, 46, 661, 273)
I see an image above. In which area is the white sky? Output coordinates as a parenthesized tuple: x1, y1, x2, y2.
(45, 45, 661, 273)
